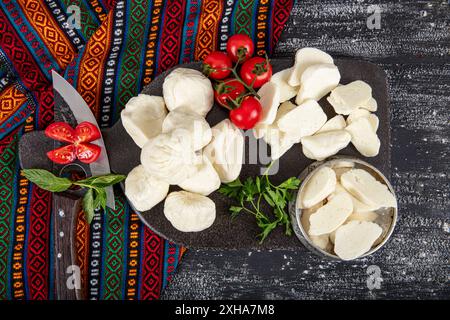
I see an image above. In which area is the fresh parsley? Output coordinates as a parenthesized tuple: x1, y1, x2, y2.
(22, 169, 125, 224)
(219, 163, 300, 243)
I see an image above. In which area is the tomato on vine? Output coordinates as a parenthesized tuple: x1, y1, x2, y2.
(229, 96, 262, 129)
(240, 56, 272, 89)
(226, 34, 255, 63)
(214, 79, 246, 109)
(202, 51, 232, 80)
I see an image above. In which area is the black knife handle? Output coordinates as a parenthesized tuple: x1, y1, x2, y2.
(53, 193, 85, 300)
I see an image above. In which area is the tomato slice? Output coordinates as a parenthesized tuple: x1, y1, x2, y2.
(75, 143, 101, 164)
(75, 122, 101, 143)
(46, 144, 77, 164)
(45, 122, 75, 143)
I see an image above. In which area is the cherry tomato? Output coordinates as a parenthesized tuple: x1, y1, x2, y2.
(46, 144, 77, 165)
(45, 121, 102, 165)
(202, 51, 232, 80)
(75, 121, 101, 143)
(229, 96, 262, 129)
(240, 56, 272, 89)
(45, 122, 75, 143)
(76, 143, 101, 164)
(214, 79, 246, 108)
(226, 34, 254, 63)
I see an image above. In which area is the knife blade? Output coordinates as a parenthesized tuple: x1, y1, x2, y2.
(52, 71, 115, 210)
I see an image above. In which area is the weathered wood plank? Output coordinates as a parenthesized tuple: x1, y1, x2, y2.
(162, 0, 450, 300)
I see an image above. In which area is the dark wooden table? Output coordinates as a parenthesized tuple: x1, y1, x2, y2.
(162, 0, 450, 299)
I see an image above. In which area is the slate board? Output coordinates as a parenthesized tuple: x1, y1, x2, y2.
(102, 57, 391, 249)
(162, 0, 449, 300)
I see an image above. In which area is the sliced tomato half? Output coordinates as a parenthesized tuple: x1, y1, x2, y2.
(75, 121, 101, 143)
(75, 143, 101, 164)
(46, 144, 77, 164)
(45, 122, 75, 143)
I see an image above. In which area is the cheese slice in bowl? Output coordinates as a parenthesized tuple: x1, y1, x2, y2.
(309, 192, 353, 236)
(340, 169, 397, 209)
(300, 166, 336, 209)
(334, 221, 382, 260)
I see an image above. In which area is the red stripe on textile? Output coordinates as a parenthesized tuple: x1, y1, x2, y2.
(0, 9, 50, 92)
(139, 226, 164, 300)
(26, 186, 52, 300)
(270, 0, 294, 54)
(156, 0, 187, 74)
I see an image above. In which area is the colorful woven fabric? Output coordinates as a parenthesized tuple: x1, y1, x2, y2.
(0, 0, 294, 299)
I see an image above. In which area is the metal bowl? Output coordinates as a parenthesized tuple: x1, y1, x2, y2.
(289, 156, 398, 261)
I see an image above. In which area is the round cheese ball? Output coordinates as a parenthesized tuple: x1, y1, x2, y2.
(164, 191, 216, 232)
(162, 68, 214, 117)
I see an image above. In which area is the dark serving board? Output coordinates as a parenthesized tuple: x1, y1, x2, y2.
(102, 58, 391, 250)
(19, 58, 390, 250)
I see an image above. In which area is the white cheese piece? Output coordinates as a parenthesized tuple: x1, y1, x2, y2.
(296, 63, 341, 105)
(346, 109, 379, 132)
(309, 192, 353, 236)
(329, 183, 380, 213)
(125, 165, 169, 211)
(164, 191, 216, 232)
(317, 115, 346, 133)
(300, 166, 337, 209)
(340, 169, 397, 209)
(262, 126, 295, 160)
(333, 167, 352, 180)
(288, 48, 334, 87)
(361, 97, 378, 112)
(300, 202, 323, 232)
(178, 156, 221, 196)
(327, 80, 372, 115)
(121, 95, 167, 148)
(332, 160, 355, 169)
(256, 101, 298, 158)
(270, 68, 299, 102)
(331, 161, 355, 180)
(300, 130, 351, 161)
(252, 123, 269, 139)
(277, 99, 327, 142)
(141, 132, 202, 185)
(334, 221, 382, 260)
(257, 82, 281, 124)
(162, 107, 212, 151)
(163, 68, 213, 117)
(310, 234, 331, 251)
(204, 119, 244, 183)
(345, 117, 380, 157)
(347, 211, 379, 222)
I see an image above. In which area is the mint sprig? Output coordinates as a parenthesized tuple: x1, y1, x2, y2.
(22, 169, 125, 224)
(219, 163, 300, 243)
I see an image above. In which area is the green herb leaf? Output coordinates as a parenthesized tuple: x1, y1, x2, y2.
(262, 192, 275, 207)
(220, 161, 301, 243)
(74, 174, 125, 188)
(93, 188, 107, 211)
(229, 206, 243, 219)
(82, 189, 95, 224)
(22, 169, 72, 192)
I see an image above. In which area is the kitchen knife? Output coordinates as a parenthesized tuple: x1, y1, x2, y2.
(52, 71, 115, 210)
(50, 71, 118, 300)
